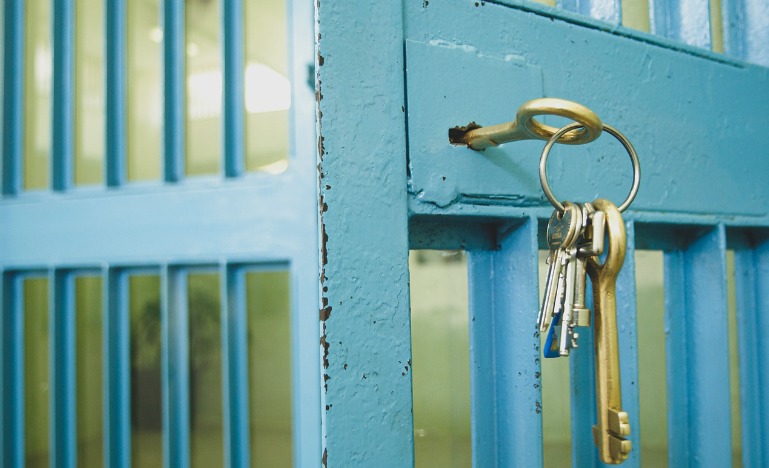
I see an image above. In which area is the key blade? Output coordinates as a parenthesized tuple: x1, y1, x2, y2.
(559, 248, 578, 356)
(538, 249, 562, 331)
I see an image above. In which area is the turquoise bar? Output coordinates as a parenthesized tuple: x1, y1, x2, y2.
(104, 269, 130, 468)
(105, 0, 126, 187)
(650, 0, 711, 47)
(733, 232, 769, 467)
(163, 0, 185, 182)
(664, 225, 731, 466)
(559, 0, 622, 25)
(469, 218, 543, 466)
(162, 266, 190, 467)
(570, 283, 599, 467)
(2, 0, 23, 195)
(221, 265, 250, 468)
(221, 0, 244, 178)
(615, 221, 641, 467)
(2, 273, 24, 467)
(51, 0, 73, 191)
(466, 250, 497, 467)
(51, 270, 76, 467)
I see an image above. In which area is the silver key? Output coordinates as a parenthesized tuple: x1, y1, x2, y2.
(572, 202, 596, 330)
(578, 202, 605, 257)
(538, 204, 581, 332)
(571, 256, 591, 328)
(558, 245, 579, 356)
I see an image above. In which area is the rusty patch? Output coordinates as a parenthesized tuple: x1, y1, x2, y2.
(320, 334, 330, 368)
(318, 135, 325, 158)
(448, 121, 482, 146)
(320, 306, 332, 321)
(318, 54, 325, 66)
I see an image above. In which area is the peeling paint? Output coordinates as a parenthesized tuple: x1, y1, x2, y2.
(320, 335, 330, 368)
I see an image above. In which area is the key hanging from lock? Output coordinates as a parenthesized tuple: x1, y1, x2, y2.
(586, 198, 632, 464)
(534, 118, 641, 464)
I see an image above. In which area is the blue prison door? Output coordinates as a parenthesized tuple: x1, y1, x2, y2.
(1, 0, 320, 467)
(316, 0, 769, 467)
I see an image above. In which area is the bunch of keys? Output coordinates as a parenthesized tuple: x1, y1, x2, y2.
(537, 200, 605, 357)
(537, 198, 632, 464)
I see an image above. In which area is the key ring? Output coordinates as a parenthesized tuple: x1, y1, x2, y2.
(539, 122, 640, 213)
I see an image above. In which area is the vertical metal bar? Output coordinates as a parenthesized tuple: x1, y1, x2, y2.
(467, 218, 542, 466)
(163, 0, 185, 182)
(650, 0, 712, 48)
(51, 270, 76, 467)
(105, 0, 126, 187)
(104, 268, 130, 468)
(466, 250, 497, 467)
(221, 0, 244, 178)
(316, 0, 411, 463)
(722, 0, 769, 66)
(162, 266, 190, 467)
(221, 265, 250, 468)
(734, 234, 769, 467)
(290, 0, 322, 461)
(496, 218, 542, 466)
(2, 0, 23, 195)
(616, 221, 641, 467)
(51, 0, 73, 191)
(664, 225, 731, 466)
(570, 284, 598, 467)
(721, 0, 746, 59)
(559, 0, 622, 25)
(570, 220, 640, 468)
(2, 273, 24, 467)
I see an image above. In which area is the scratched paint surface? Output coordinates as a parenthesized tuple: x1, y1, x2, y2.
(316, 1, 413, 467)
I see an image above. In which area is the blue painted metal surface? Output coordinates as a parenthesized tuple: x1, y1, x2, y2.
(105, 0, 126, 187)
(316, 1, 413, 466)
(614, 221, 641, 467)
(2, 0, 23, 195)
(560, 0, 621, 25)
(1, 274, 24, 467)
(733, 232, 769, 468)
(163, 0, 185, 182)
(467, 218, 543, 466)
(723, 0, 769, 66)
(162, 267, 190, 467)
(221, 265, 249, 467)
(105, 268, 131, 468)
(664, 226, 731, 466)
(405, 0, 769, 222)
(222, 0, 244, 178)
(52, 0, 74, 191)
(650, 0, 711, 48)
(51, 271, 76, 468)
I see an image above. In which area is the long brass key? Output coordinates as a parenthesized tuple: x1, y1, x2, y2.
(585, 199, 632, 464)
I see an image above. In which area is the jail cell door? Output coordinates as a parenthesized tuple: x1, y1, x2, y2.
(317, 0, 769, 467)
(1, 1, 319, 467)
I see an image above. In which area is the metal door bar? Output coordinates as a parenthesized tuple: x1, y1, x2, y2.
(467, 217, 541, 467)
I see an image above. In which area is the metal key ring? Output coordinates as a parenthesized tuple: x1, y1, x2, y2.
(539, 121, 640, 213)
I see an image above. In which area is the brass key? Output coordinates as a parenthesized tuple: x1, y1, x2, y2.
(585, 199, 632, 464)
